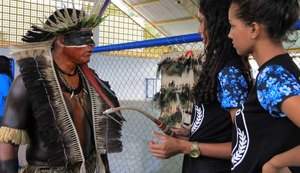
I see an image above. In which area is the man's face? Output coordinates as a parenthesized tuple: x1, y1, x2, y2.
(63, 29, 95, 47)
(58, 29, 95, 65)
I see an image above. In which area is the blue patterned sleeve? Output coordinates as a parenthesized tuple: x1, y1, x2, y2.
(0, 75, 12, 97)
(217, 66, 249, 110)
(257, 65, 300, 117)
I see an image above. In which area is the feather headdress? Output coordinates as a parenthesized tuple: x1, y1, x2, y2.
(22, 0, 111, 43)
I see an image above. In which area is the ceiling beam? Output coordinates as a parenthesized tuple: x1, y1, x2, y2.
(121, 0, 168, 37)
(153, 17, 195, 26)
(176, 0, 199, 19)
(131, 0, 161, 8)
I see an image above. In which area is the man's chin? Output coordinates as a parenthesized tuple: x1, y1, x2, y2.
(85, 57, 91, 63)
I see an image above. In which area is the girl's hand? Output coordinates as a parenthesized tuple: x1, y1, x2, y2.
(262, 160, 291, 173)
(149, 131, 186, 159)
(172, 127, 190, 140)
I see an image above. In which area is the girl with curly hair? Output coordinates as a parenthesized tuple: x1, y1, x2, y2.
(149, 0, 252, 172)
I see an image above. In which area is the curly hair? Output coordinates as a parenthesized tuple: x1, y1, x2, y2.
(0, 55, 12, 79)
(231, 0, 299, 43)
(193, 0, 250, 105)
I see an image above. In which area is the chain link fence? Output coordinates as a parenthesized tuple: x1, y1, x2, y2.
(88, 42, 203, 173)
(2, 1, 300, 172)
(89, 41, 300, 173)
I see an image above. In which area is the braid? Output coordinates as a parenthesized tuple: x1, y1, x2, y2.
(193, 0, 242, 105)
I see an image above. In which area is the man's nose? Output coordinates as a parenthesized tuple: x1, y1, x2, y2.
(88, 40, 95, 47)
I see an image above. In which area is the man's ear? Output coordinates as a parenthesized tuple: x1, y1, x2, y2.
(54, 36, 65, 47)
(249, 22, 261, 39)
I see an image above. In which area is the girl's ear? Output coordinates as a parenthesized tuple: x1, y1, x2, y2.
(249, 21, 261, 39)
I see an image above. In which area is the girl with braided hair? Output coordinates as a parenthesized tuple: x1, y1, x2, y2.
(229, 0, 300, 172)
(149, 0, 252, 172)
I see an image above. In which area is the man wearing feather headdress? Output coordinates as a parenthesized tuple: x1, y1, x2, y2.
(0, 1, 123, 173)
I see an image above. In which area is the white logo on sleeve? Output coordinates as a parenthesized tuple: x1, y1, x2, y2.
(231, 104, 250, 170)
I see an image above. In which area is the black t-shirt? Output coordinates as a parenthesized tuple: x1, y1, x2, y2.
(231, 54, 300, 173)
(182, 55, 248, 173)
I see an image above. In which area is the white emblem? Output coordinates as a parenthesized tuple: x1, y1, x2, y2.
(190, 104, 205, 135)
(231, 104, 250, 170)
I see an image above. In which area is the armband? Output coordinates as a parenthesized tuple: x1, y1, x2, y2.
(0, 126, 29, 145)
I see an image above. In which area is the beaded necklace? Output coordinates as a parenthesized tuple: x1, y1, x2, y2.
(54, 63, 88, 100)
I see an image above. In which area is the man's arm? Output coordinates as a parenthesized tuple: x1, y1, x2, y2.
(0, 143, 19, 173)
(0, 75, 30, 173)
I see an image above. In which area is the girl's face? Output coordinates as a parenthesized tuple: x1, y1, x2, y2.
(228, 3, 254, 56)
(198, 11, 208, 45)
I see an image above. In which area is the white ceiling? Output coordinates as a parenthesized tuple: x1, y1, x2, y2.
(122, 0, 200, 37)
